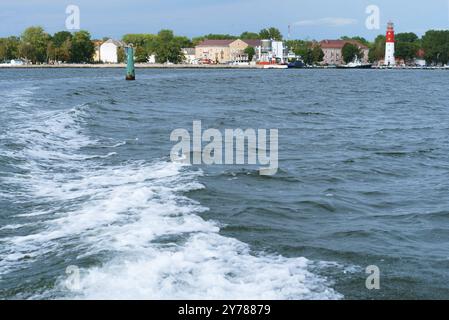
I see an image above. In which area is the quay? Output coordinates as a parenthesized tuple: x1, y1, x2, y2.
(0, 63, 265, 69)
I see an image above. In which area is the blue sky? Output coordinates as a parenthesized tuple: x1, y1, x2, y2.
(1, 0, 449, 40)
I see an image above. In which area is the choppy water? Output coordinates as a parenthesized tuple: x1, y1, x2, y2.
(0, 68, 448, 300)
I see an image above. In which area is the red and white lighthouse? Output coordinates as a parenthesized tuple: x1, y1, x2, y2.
(385, 22, 395, 66)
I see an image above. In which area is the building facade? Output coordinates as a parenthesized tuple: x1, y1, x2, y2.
(195, 39, 261, 64)
(320, 40, 369, 65)
(182, 48, 197, 64)
(100, 39, 124, 63)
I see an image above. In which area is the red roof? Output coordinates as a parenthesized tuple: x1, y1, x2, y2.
(320, 39, 369, 49)
(242, 39, 262, 47)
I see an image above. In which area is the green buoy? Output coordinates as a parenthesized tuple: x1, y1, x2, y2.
(125, 46, 135, 81)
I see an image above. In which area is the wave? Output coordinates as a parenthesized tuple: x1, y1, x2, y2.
(0, 95, 342, 300)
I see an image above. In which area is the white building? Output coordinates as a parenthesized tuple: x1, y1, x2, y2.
(182, 48, 197, 64)
(100, 39, 124, 63)
(256, 39, 287, 64)
(272, 41, 285, 64)
(148, 54, 156, 64)
(415, 59, 426, 67)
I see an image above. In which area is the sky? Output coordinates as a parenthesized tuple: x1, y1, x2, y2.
(1, 0, 449, 41)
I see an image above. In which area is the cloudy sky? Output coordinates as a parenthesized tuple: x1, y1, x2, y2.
(1, 0, 449, 40)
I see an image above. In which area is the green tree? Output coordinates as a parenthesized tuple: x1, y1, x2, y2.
(240, 31, 260, 40)
(58, 38, 72, 62)
(202, 34, 237, 40)
(19, 26, 51, 63)
(285, 40, 303, 54)
(117, 47, 126, 63)
(122, 34, 163, 62)
(53, 31, 72, 47)
(172, 36, 193, 50)
(122, 34, 150, 47)
(368, 35, 385, 63)
(46, 31, 73, 63)
(342, 43, 362, 63)
(395, 32, 419, 43)
(132, 46, 146, 63)
(302, 48, 314, 65)
(46, 41, 56, 62)
(421, 30, 449, 65)
(122, 34, 155, 62)
(312, 45, 324, 63)
(192, 34, 238, 45)
(341, 36, 370, 46)
(70, 30, 94, 63)
(154, 29, 184, 64)
(259, 27, 283, 41)
(395, 42, 419, 63)
(244, 46, 256, 61)
(285, 40, 323, 65)
(0, 40, 6, 61)
(395, 32, 419, 63)
(18, 43, 34, 62)
(0, 36, 20, 61)
(286, 40, 310, 57)
(191, 37, 205, 46)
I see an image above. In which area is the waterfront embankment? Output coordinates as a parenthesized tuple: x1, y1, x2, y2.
(2, 63, 449, 70)
(0, 63, 264, 69)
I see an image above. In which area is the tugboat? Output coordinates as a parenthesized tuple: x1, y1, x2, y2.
(336, 58, 372, 69)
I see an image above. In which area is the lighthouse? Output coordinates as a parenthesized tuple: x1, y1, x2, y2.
(385, 22, 395, 66)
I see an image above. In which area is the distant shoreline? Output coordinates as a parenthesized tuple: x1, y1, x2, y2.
(1, 64, 448, 70)
(0, 63, 264, 69)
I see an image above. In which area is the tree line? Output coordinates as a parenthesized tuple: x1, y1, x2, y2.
(0, 26, 285, 64)
(288, 30, 449, 65)
(0, 27, 95, 64)
(369, 30, 449, 65)
(2, 26, 449, 65)
(123, 27, 284, 64)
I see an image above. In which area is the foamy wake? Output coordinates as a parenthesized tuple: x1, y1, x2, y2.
(0, 96, 342, 300)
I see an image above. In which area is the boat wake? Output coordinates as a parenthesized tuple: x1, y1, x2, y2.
(0, 89, 342, 300)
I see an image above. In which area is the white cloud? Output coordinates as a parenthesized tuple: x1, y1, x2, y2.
(293, 17, 358, 27)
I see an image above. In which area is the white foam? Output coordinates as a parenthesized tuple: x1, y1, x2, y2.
(102, 141, 126, 148)
(1, 98, 342, 300)
(0, 224, 25, 231)
(63, 233, 340, 300)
